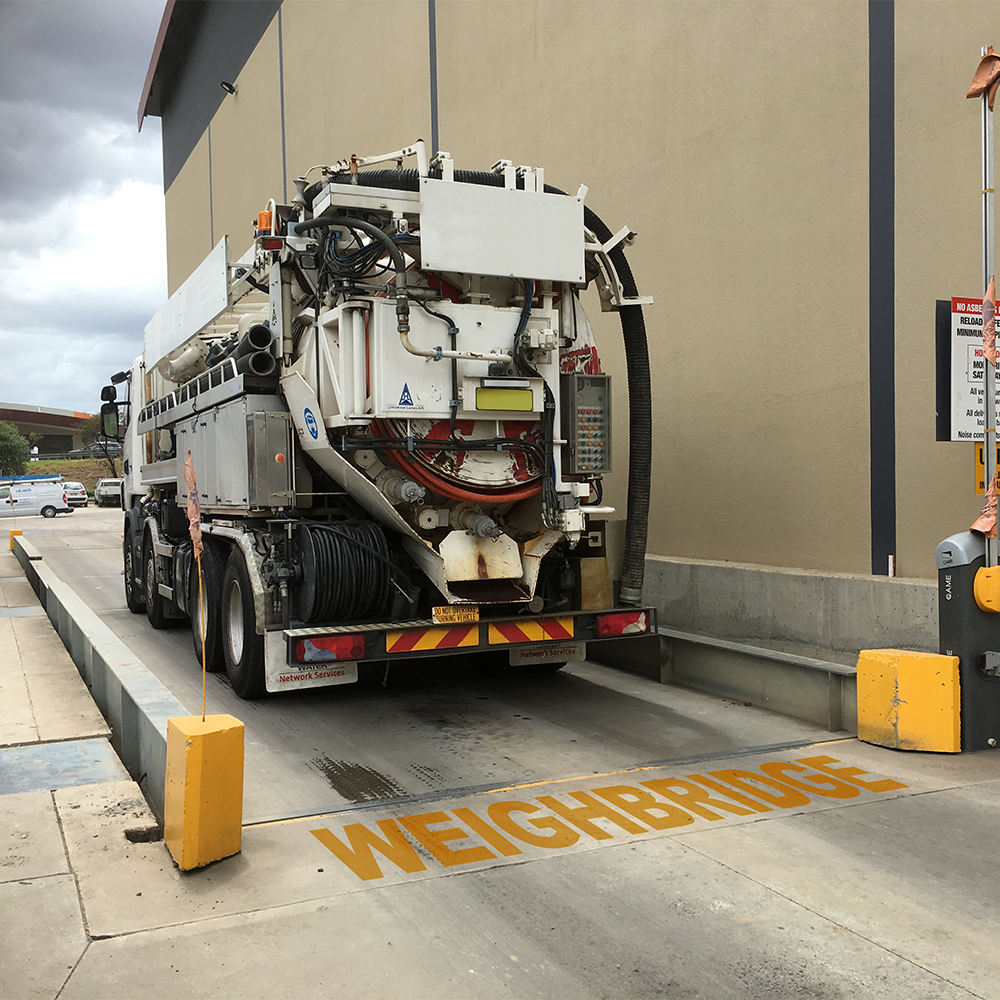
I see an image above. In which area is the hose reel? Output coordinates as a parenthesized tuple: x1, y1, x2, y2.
(295, 521, 391, 622)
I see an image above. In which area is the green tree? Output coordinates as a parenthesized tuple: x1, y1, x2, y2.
(0, 421, 30, 477)
(79, 413, 100, 448)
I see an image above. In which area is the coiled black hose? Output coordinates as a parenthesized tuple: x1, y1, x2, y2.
(305, 169, 650, 605)
(297, 521, 390, 622)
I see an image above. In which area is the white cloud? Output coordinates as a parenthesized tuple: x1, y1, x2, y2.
(0, 0, 166, 414)
(0, 166, 166, 413)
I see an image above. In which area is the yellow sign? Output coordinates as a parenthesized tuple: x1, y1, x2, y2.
(475, 387, 534, 411)
(431, 605, 479, 625)
(974, 441, 1000, 494)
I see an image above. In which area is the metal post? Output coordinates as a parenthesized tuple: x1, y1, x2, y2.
(982, 46, 997, 565)
(428, 0, 439, 156)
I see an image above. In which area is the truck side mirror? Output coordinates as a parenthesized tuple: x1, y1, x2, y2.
(100, 385, 117, 402)
(100, 402, 120, 440)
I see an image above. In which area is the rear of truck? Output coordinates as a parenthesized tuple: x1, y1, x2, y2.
(106, 143, 654, 698)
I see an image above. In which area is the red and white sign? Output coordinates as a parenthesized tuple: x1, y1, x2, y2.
(951, 296, 985, 441)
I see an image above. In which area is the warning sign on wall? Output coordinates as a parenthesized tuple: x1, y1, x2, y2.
(951, 296, 986, 441)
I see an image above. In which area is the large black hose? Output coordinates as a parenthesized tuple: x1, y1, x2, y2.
(302, 169, 650, 605)
(572, 203, 650, 606)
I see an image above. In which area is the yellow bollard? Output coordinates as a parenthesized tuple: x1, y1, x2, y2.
(857, 649, 961, 752)
(164, 715, 244, 870)
(8, 529, 21, 551)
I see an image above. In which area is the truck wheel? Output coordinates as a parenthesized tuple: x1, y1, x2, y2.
(143, 535, 170, 629)
(221, 548, 265, 698)
(123, 526, 145, 613)
(189, 544, 224, 673)
(41, 506, 56, 518)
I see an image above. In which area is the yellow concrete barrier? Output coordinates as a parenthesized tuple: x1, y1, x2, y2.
(164, 715, 244, 870)
(9, 529, 22, 551)
(857, 649, 960, 753)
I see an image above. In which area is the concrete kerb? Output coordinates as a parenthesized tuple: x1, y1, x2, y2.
(12, 536, 186, 823)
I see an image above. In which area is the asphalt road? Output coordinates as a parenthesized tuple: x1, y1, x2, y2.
(13, 506, 1000, 999)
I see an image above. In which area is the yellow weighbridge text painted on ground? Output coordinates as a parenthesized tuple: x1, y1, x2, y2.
(309, 755, 908, 882)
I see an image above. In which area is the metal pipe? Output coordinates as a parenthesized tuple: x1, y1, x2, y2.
(351, 308, 366, 415)
(983, 47, 997, 566)
(340, 310, 354, 417)
(397, 331, 512, 364)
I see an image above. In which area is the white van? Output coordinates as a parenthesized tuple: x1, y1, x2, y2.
(0, 481, 73, 518)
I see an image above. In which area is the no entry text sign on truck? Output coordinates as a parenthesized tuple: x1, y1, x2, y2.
(951, 296, 986, 441)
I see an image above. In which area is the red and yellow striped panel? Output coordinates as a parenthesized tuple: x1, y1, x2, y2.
(386, 624, 480, 653)
(487, 617, 574, 645)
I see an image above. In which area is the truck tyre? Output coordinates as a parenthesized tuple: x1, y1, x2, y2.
(143, 535, 170, 629)
(221, 547, 265, 698)
(123, 526, 145, 613)
(189, 543, 224, 673)
(41, 506, 56, 518)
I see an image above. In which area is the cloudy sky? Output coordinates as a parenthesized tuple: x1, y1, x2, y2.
(0, 0, 166, 415)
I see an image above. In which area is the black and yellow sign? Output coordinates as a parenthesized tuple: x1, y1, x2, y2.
(431, 605, 480, 625)
(974, 441, 1000, 494)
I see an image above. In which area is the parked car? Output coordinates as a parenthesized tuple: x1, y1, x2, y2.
(0, 482, 73, 518)
(64, 482, 88, 507)
(94, 478, 123, 507)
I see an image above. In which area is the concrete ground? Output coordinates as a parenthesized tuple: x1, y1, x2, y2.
(1, 537, 999, 999)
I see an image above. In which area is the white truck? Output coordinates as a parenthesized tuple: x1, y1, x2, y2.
(101, 143, 654, 698)
(94, 478, 123, 507)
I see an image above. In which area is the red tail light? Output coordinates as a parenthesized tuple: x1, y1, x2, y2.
(260, 238, 283, 250)
(296, 635, 365, 663)
(597, 611, 649, 637)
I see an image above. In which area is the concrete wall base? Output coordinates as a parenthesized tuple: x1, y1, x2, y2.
(643, 554, 938, 655)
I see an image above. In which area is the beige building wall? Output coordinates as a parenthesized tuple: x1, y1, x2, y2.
(164, 131, 212, 295)
(895, 1, 998, 578)
(207, 18, 285, 270)
(280, 0, 430, 199)
(158, 0, 1000, 583)
(437, 0, 871, 574)
(164, 1, 430, 290)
